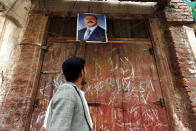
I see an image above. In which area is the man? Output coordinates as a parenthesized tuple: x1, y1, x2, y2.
(78, 15, 106, 42)
(44, 57, 93, 131)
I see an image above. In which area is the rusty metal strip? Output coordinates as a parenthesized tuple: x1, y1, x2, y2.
(40, 71, 60, 74)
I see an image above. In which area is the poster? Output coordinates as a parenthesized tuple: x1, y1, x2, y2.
(77, 13, 108, 43)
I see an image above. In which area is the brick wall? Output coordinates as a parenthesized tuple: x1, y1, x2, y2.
(168, 26, 196, 129)
(163, 0, 196, 129)
(165, 0, 193, 22)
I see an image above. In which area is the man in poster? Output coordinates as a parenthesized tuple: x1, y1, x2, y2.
(78, 14, 107, 42)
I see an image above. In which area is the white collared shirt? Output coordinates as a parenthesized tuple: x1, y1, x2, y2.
(79, 90, 93, 129)
(43, 100, 51, 129)
(84, 25, 97, 39)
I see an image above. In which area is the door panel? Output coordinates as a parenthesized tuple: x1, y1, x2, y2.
(29, 43, 78, 130)
(30, 41, 168, 131)
(85, 43, 122, 105)
(30, 74, 55, 130)
(42, 43, 78, 72)
(89, 106, 124, 131)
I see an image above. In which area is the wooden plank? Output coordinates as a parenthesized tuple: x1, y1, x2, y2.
(89, 105, 124, 131)
(47, 37, 151, 44)
(84, 43, 123, 104)
(148, 18, 176, 130)
(112, 42, 168, 130)
(29, 42, 79, 130)
(29, 74, 54, 131)
(84, 43, 124, 130)
(32, 1, 157, 16)
(158, 0, 171, 8)
(30, 38, 169, 130)
(41, 42, 77, 72)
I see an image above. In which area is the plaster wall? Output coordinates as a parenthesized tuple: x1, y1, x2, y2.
(0, 0, 30, 92)
(0, 0, 32, 130)
(0, 13, 48, 130)
(185, 26, 196, 59)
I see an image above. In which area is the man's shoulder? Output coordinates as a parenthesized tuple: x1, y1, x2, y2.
(96, 26, 105, 32)
(58, 83, 76, 92)
(94, 26, 105, 36)
(53, 83, 77, 97)
(51, 83, 79, 104)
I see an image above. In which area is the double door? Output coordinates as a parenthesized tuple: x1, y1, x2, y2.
(30, 40, 168, 131)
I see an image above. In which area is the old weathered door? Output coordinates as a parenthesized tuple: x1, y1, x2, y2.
(29, 18, 168, 131)
(30, 40, 168, 131)
(84, 41, 168, 131)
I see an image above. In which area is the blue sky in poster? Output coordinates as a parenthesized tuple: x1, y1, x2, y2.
(77, 13, 106, 30)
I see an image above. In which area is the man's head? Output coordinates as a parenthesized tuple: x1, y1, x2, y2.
(83, 15, 98, 28)
(62, 57, 85, 83)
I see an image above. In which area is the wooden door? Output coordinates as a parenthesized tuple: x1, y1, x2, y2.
(29, 39, 168, 131)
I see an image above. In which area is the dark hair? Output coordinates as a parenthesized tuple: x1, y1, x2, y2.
(62, 57, 85, 82)
(84, 15, 97, 20)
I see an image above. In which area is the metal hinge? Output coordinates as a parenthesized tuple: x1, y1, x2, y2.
(153, 98, 165, 108)
(41, 45, 48, 51)
(149, 47, 154, 56)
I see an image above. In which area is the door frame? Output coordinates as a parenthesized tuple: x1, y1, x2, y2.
(29, 16, 176, 130)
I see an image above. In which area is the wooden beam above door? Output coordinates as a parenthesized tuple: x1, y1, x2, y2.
(158, 0, 171, 8)
(31, 1, 158, 17)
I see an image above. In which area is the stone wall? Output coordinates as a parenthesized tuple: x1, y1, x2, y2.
(0, 13, 48, 130)
(165, 0, 193, 22)
(0, 0, 31, 89)
(0, 0, 49, 130)
(163, 0, 196, 129)
(168, 26, 196, 129)
(0, 0, 30, 103)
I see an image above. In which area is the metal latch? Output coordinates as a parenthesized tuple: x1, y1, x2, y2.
(149, 47, 154, 56)
(153, 98, 165, 108)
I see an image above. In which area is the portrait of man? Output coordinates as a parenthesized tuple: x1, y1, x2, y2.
(77, 13, 107, 42)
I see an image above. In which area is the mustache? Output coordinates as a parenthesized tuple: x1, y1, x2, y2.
(87, 21, 94, 23)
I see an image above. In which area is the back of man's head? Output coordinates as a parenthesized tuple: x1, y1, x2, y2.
(62, 57, 85, 82)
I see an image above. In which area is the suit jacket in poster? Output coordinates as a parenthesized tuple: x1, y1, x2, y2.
(78, 25, 106, 42)
(45, 82, 92, 131)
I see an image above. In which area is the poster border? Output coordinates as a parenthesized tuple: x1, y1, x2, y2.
(76, 13, 108, 43)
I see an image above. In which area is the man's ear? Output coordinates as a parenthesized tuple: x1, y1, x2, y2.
(81, 69, 85, 76)
(80, 69, 84, 77)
